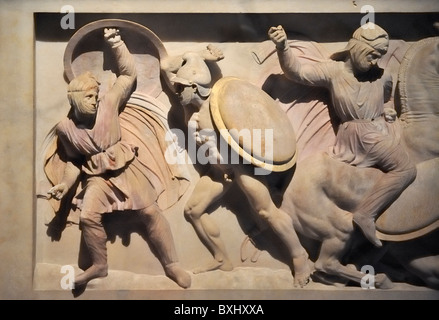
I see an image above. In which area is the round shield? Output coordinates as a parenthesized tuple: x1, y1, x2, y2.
(63, 19, 168, 98)
(210, 76, 297, 172)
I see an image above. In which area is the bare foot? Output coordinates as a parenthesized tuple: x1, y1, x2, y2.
(164, 263, 192, 289)
(292, 253, 312, 288)
(192, 258, 233, 274)
(74, 264, 108, 287)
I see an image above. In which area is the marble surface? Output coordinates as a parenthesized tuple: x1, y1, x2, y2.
(1, 0, 439, 300)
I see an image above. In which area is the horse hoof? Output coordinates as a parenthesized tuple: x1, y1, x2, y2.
(375, 273, 394, 289)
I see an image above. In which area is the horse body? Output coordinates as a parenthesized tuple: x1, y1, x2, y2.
(282, 150, 439, 288)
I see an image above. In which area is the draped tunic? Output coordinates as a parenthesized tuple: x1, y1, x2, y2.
(52, 40, 159, 214)
(277, 46, 399, 168)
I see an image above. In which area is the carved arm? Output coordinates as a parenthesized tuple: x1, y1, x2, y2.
(103, 28, 137, 111)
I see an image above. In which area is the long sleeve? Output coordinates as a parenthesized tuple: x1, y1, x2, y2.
(59, 160, 81, 189)
(92, 40, 137, 145)
(54, 125, 82, 189)
(277, 46, 331, 88)
(104, 40, 137, 111)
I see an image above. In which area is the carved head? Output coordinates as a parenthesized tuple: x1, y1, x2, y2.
(171, 52, 212, 106)
(67, 71, 100, 120)
(351, 23, 389, 53)
(331, 23, 389, 72)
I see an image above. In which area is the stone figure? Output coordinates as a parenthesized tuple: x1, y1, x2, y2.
(35, 17, 439, 292)
(260, 25, 439, 288)
(42, 28, 191, 289)
(269, 23, 417, 248)
(161, 44, 312, 287)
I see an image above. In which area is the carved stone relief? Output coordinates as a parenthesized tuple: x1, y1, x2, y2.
(34, 16, 439, 296)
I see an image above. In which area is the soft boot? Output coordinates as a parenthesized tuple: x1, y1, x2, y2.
(353, 213, 382, 247)
(74, 223, 108, 287)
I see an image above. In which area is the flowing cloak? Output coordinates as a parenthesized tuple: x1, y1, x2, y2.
(41, 93, 190, 224)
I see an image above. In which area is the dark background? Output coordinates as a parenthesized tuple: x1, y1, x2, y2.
(35, 12, 439, 42)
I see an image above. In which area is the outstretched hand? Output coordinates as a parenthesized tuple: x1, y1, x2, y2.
(202, 44, 225, 61)
(104, 27, 122, 45)
(268, 25, 288, 50)
(47, 183, 68, 200)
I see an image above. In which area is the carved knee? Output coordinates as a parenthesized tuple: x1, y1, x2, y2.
(184, 203, 202, 222)
(405, 165, 417, 186)
(79, 212, 102, 228)
(138, 204, 162, 224)
(395, 158, 417, 187)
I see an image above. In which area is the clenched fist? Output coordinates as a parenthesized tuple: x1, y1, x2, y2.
(268, 25, 288, 50)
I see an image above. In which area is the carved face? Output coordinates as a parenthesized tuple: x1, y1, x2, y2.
(73, 87, 99, 119)
(174, 82, 199, 107)
(350, 45, 385, 73)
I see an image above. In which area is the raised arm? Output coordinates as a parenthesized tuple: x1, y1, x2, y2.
(103, 28, 137, 110)
(268, 25, 329, 87)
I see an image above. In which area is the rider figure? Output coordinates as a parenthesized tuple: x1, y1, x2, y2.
(268, 23, 417, 247)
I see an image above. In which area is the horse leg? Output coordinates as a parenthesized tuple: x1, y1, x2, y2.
(387, 234, 439, 289)
(402, 255, 439, 289)
(314, 234, 394, 289)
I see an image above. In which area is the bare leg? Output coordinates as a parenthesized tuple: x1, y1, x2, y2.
(234, 166, 311, 287)
(184, 170, 233, 273)
(139, 204, 191, 288)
